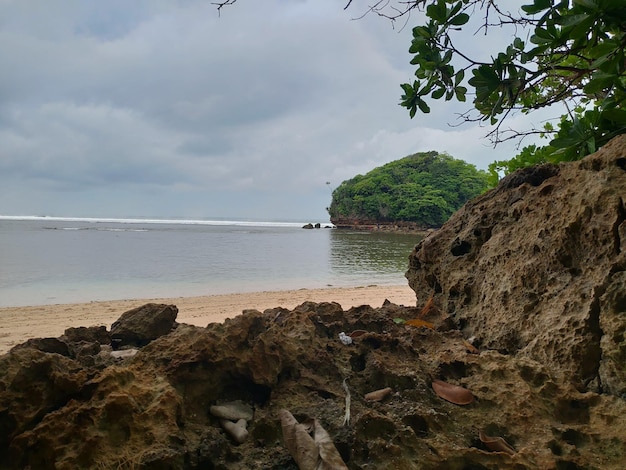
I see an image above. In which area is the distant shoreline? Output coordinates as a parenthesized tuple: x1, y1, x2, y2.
(0, 284, 417, 354)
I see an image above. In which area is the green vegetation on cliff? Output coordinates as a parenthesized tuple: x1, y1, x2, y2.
(328, 151, 489, 228)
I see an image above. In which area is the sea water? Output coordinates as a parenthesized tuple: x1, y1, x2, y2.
(0, 216, 423, 307)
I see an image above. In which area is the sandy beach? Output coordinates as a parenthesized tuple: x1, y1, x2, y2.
(0, 284, 416, 354)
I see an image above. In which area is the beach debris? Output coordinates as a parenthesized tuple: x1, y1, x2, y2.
(419, 292, 437, 317)
(338, 332, 353, 345)
(211, 401, 254, 444)
(110, 348, 138, 359)
(405, 318, 435, 329)
(348, 329, 368, 339)
(279, 409, 348, 470)
(364, 387, 393, 402)
(463, 339, 480, 354)
(431, 379, 474, 405)
(220, 418, 249, 444)
(210, 400, 254, 421)
(479, 430, 516, 455)
(342, 378, 351, 426)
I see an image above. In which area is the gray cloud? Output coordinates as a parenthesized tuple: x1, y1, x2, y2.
(0, 0, 548, 221)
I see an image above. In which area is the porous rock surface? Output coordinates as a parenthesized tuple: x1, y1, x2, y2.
(2, 136, 626, 469)
(406, 134, 626, 395)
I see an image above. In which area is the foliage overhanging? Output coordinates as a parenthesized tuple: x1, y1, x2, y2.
(350, 0, 626, 179)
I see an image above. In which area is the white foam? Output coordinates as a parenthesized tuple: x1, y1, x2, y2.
(0, 215, 313, 228)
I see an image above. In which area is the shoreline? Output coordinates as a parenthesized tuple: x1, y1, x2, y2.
(0, 284, 417, 354)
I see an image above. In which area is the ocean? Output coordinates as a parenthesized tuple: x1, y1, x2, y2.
(0, 216, 423, 307)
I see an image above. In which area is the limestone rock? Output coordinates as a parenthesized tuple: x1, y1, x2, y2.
(62, 325, 110, 345)
(110, 303, 178, 348)
(406, 134, 626, 392)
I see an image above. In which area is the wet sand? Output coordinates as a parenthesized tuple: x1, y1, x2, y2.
(0, 284, 416, 354)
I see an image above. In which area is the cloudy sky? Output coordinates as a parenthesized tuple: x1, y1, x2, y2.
(0, 0, 549, 222)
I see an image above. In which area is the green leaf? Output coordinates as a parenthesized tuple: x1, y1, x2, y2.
(449, 13, 470, 26)
(417, 98, 431, 113)
(431, 87, 446, 99)
(602, 108, 626, 124)
(583, 73, 616, 94)
(521, 0, 552, 15)
(426, 1, 447, 22)
(454, 69, 465, 86)
(455, 86, 467, 102)
(530, 34, 553, 45)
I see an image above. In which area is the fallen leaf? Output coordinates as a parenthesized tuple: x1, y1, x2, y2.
(419, 292, 437, 317)
(348, 330, 368, 338)
(405, 318, 435, 329)
(279, 409, 348, 470)
(364, 387, 393, 402)
(462, 339, 480, 354)
(431, 379, 474, 405)
(313, 418, 349, 469)
(479, 430, 516, 455)
(279, 409, 318, 470)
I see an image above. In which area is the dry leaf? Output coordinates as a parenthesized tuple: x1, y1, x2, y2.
(348, 329, 368, 338)
(364, 387, 393, 402)
(462, 339, 480, 354)
(419, 292, 437, 317)
(405, 318, 435, 329)
(313, 419, 349, 470)
(279, 409, 348, 470)
(479, 430, 516, 455)
(431, 379, 474, 405)
(279, 409, 318, 470)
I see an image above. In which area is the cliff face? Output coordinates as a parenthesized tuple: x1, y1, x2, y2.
(406, 135, 626, 395)
(2, 136, 626, 469)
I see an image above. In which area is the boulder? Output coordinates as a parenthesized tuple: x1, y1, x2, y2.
(110, 303, 178, 348)
(62, 325, 110, 345)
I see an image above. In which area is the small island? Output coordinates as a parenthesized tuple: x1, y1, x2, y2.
(328, 151, 489, 231)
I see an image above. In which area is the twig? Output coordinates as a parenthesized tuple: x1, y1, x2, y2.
(342, 378, 351, 426)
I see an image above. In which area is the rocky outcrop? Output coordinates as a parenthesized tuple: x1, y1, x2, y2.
(3, 298, 626, 469)
(2, 136, 626, 469)
(110, 303, 178, 348)
(331, 217, 429, 232)
(406, 135, 626, 396)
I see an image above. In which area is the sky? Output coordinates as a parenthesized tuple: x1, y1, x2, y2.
(0, 0, 553, 222)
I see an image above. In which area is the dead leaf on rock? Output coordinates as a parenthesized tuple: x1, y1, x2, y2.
(419, 292, 438, 317)
(348, 330, 368, 338)
(279, 409, 348, 470)
(313, 418, 348, 470)
(462, 339, 480, 354)
(405, 318, 435, 329)
(479, 430, 516, 455)
(431, 379, 474, 405)
(364, 387, 393, 402)
(279, 409, 318, 470)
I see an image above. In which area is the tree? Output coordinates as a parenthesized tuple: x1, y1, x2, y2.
(216, 1, 625, 178)
(328, 152, 489, 228)
(347, 0, 626, 178)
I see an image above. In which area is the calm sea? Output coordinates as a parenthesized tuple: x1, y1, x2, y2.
(0, 216, 423, 307)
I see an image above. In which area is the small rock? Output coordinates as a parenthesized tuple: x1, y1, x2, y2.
(210, 400, 254, 421)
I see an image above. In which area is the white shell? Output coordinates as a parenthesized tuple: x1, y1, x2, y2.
(338, 332, 353, 345)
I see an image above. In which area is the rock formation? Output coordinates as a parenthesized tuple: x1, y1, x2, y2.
(406, 134, 626, 395)
(1, 135, 626, 469)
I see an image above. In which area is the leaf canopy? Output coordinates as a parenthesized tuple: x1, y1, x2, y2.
(328, 152, 489, 227)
